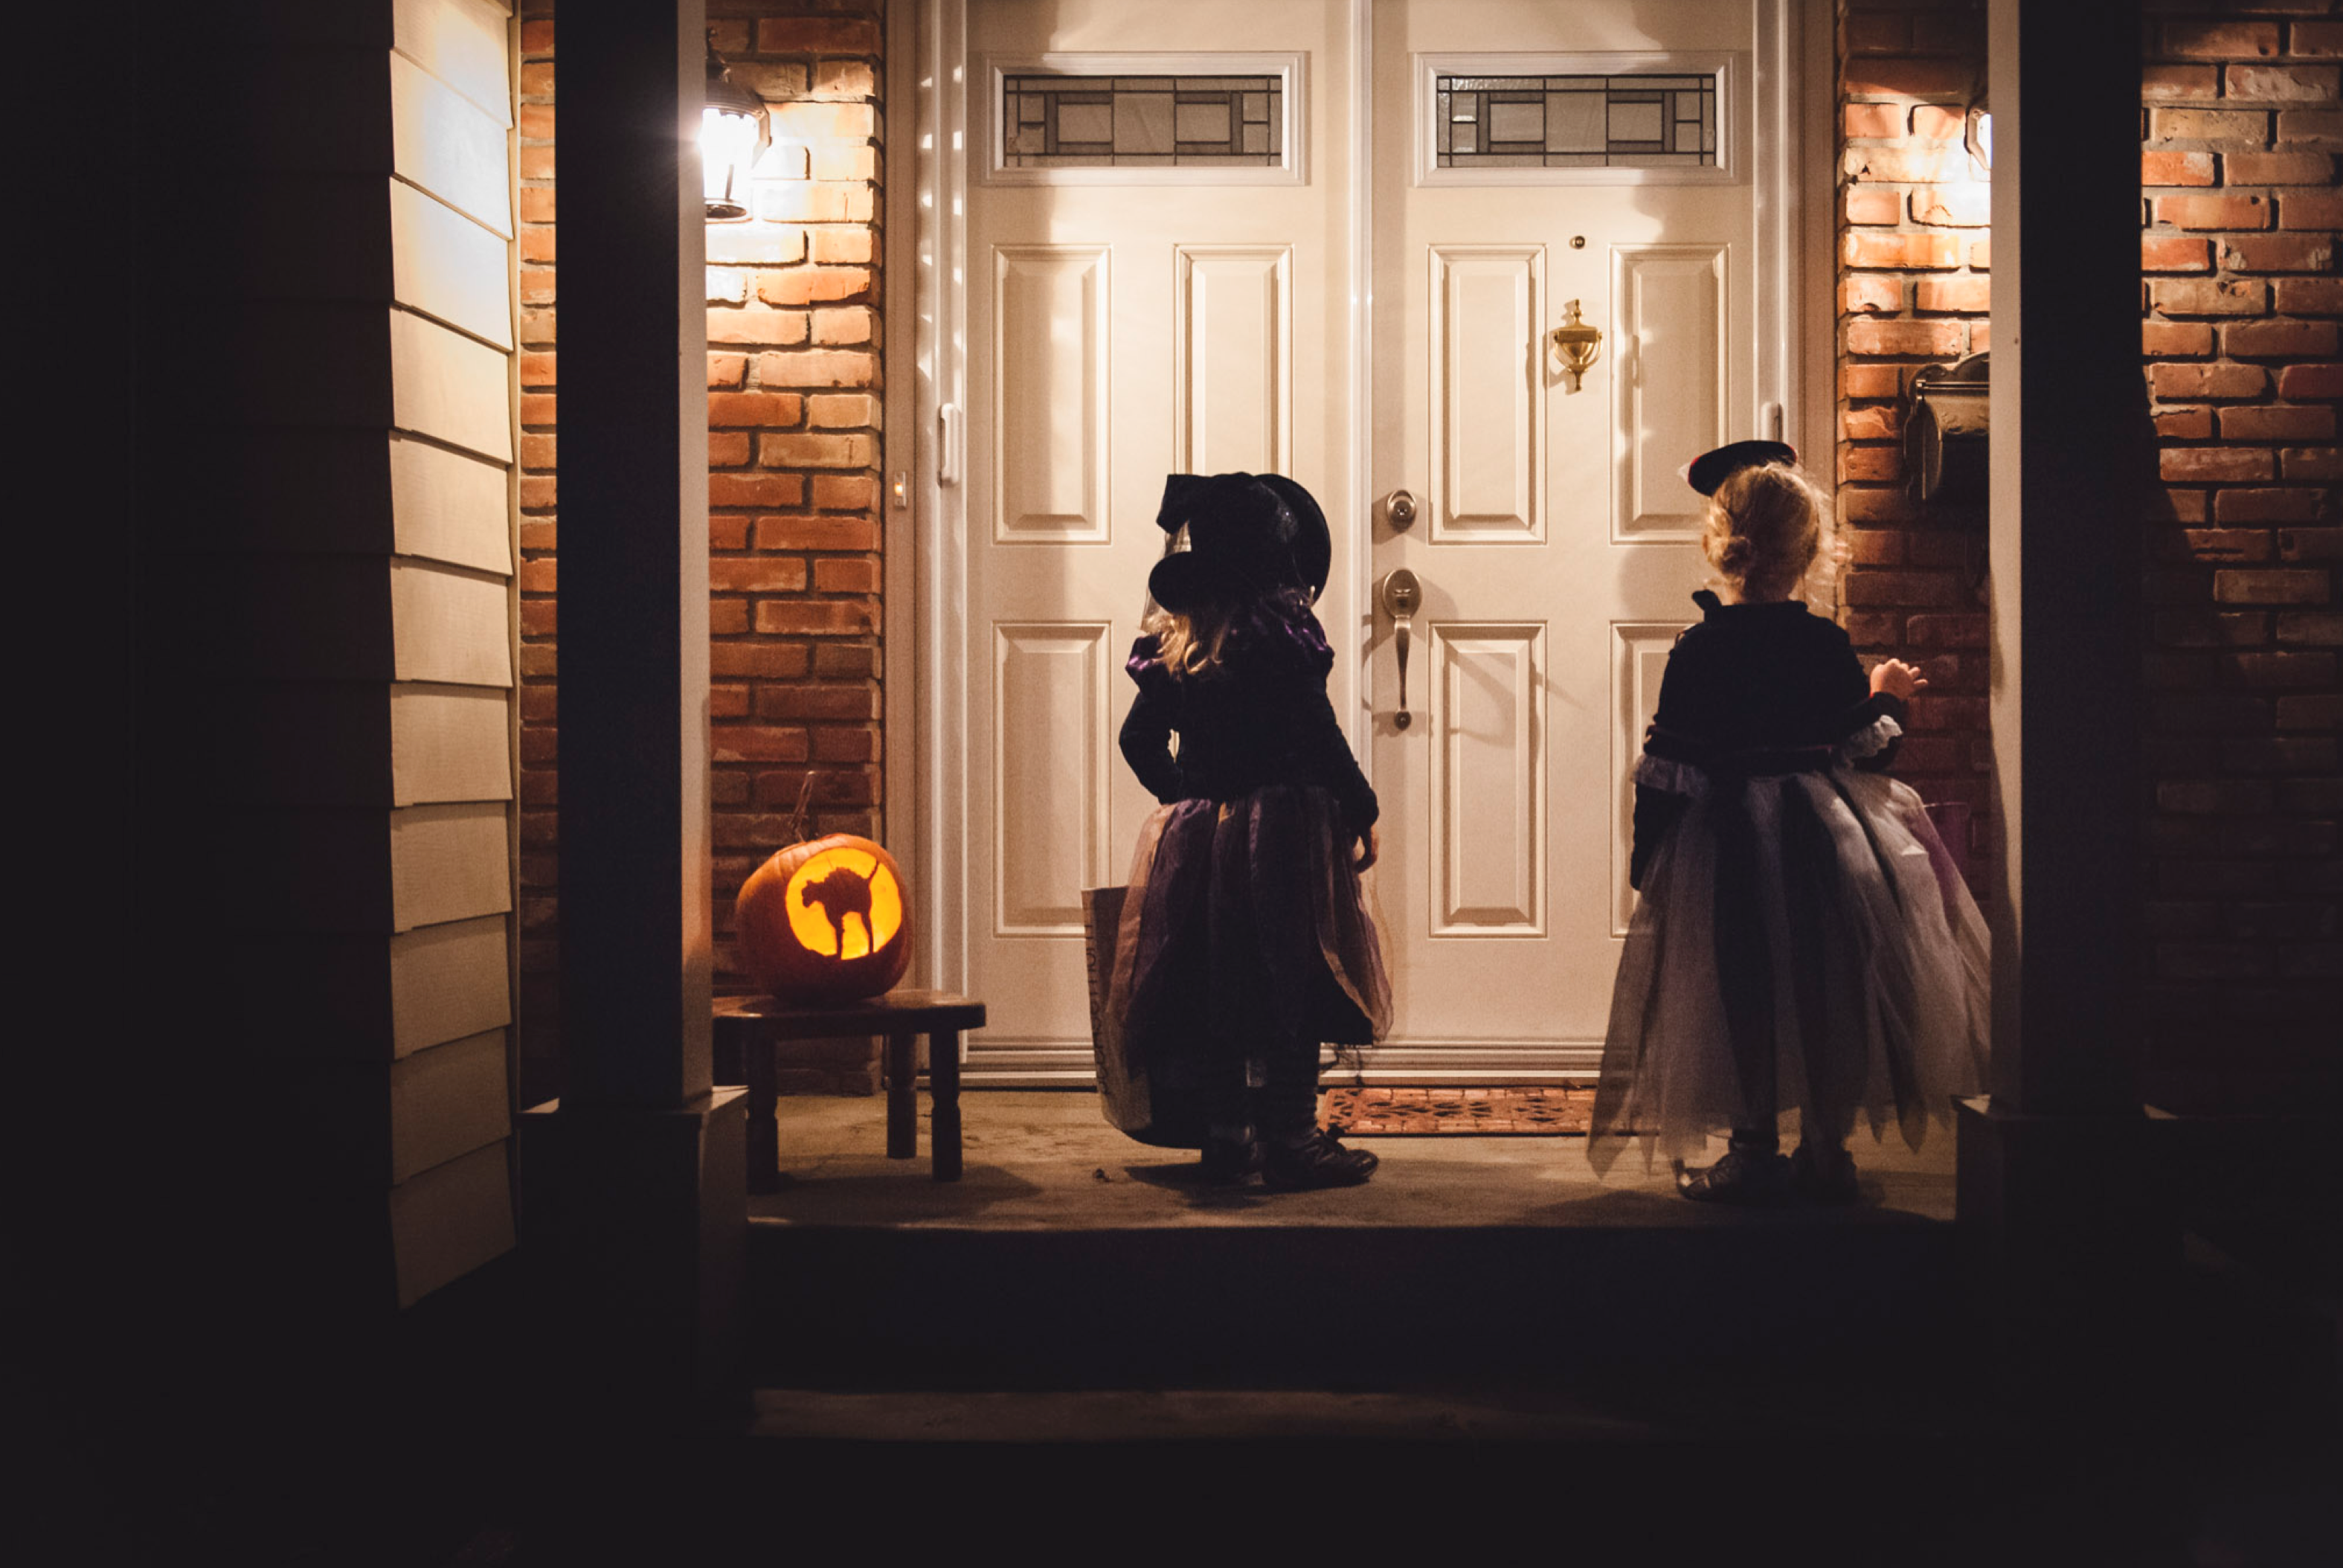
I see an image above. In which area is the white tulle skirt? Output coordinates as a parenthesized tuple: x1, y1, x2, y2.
(1588, 758, 1990, 1175)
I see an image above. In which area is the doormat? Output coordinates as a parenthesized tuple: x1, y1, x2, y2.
(1320, 1086, 1594, 1136)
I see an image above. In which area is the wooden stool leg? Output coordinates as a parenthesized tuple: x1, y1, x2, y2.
(885, 1029, 918, 1159)
(931, 1029, 962, 1181)
(747, 1032, 780, 1194)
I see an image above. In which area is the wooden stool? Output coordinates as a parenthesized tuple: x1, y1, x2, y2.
(713, 990, 986, 1189)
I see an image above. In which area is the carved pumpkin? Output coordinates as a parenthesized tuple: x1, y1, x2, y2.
(735, 831, 913, 1004)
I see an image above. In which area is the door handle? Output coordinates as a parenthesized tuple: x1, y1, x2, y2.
(1380, 569, 1422, 730)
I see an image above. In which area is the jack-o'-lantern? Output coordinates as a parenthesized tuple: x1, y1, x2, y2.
(734, 776, 913, 1003)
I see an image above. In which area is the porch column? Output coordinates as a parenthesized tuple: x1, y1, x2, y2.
(520, 0, 745, 1418)
(1962, 0, 2167, 1353)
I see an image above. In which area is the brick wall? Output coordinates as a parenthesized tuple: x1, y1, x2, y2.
(2139, 4, 2342, 1111)
(1836, 0, 1996, 886)
(515, 0, 887, 1101)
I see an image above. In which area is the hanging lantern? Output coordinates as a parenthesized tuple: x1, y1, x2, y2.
(734, 775, 914, 1003)
(702, 31, 769, 221)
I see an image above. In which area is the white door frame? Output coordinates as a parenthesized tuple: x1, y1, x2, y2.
(893, 0, 1825, 1082)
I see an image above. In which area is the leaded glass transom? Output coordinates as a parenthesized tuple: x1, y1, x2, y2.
(1436, 74, 1715, 169)
(1000, 73, 1285, 168)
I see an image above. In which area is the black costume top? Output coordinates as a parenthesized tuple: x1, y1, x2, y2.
(1630, 589, 1906, 887)
(1118, 593, 1379, 838)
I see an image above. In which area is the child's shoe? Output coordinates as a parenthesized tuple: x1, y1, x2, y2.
(1262, 1130, 1378, 1189)
(1789, 1143, 1860, 1206)
(1673, 1147, 1792, 1205)
(1198, 1136, 1262, 1187)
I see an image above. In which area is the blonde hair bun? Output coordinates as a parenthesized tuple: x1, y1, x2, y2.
(1702, 462, 1835, 598)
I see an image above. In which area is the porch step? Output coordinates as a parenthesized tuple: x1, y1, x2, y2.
(745, 1208, 1958, 1391)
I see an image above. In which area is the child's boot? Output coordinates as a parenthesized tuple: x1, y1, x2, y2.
(1198, 1122, 1261, 1186)
(1263, 1128, 1378, 1189)
(1674, 1129, 1791, 1204)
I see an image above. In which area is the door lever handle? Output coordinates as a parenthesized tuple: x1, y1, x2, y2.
(1379, 569, 1423, 730)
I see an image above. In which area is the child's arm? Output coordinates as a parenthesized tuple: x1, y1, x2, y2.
(1118, 685, 1184, 803)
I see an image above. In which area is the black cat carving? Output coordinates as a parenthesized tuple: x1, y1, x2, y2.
(800, 864, 875, 954)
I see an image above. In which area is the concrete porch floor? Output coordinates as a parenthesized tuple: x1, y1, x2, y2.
(746, 1085, 1961, 1230)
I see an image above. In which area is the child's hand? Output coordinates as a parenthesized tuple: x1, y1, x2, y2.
(1870, 658, 1927, 701)
(1353, 827, 1379, 873)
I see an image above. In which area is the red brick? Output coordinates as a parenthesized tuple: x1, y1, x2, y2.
(2153, 193, 2272, 230)
(520, 433, 556, 469)
(2160, 22, 2280, 60)
(2223, 152, 2336, 186)
(810, 229, 875, 265)
(707, 515, 750, 551)
(2215, 570, 2333, 604)
(2144, 63, 2220, 100)
(708, 306, 811, 347)
(2275, 110, 2343, 147)
(758, 432, 876, 469)
(1841, 446, 1903, 483)
(1845, 187, 1900, 228)
(709, 686, 752, 721)
(2297, 22, 2343, 58)
(520, 393, 556, 425)
(2142, 150, 2217, 186)
(1843, 103, 1904, 138)
(712, 726, 812, 764)
(2173, 528, 2272, 562)
(708, 600, 750, 636)
(518, 187, 556, 224)
(2144, 321, 2216, 356)
(1839, 486, 1914, 525)
(814, 558, 881, 594)
(752, 685, 878, 722)
(2141, 234, 2213, 272)
(709, 558, 809, 594)
(2221, 405, 2336, 442)
(1905, 613, 1987, 649)
(2217, 489, 2327, 524)
(753, 600, 880, 637)
(1842, 364, 1903, 400)
(2157, 408, 2216, 440)
(2278, 191, 2343, 228)
(2275, 277, 2343, 314)
(1842, 57, 1978, 97)
(2279, 528, 2343, 560)
(518, 147, 556, 181)
(2284, 448, 2343, 480)
(811, 306, 874, 346)
(756, 268, 872, 308)
(756, 181, 876, 225)
(2149, 108, 2272, 144)
(1842, 405, 1900, 441)
(1844, 144, 1965, 183)
(1910, 185, 1990, 226)
(2151, 277, 2268, 315)
(753, 515, 881, 551)
(2227, 64, 2342, 101)
(756, 16, 881, 53)
(708, 353, 747, 389)
(518, 478, 556, 512)
(1840, 611, 1904, 647)
(2164, 488, 2212, 522)
(710, 643, 813, 681)
(520, 18, 553, 54)
(1846, 318, 1967, 356)
(2224, 319, 2341, 359)
(709, 472, 807, 509)
(808, 394, 880, 430)
(2220, 234, 2336, 273)
(812, 60, 880, 99)
(2162, 447, 2275, 483)
(2227, 651, 2336, 687)
(2278, 363, 2343, 399)
(2277, 612, 2343, 647)
(705, 225, 809, 266)
(1842, 231, 1964, 269)
(709, 392, 806, 427)
(1970, 237, 1990, 271)
(708, 434, 752, 469)
(811, 645, 881, 680)
(519, 350, 556, 388)
(756, 350, 878, 389)
(809, 475, 880, 510)
(2150, 363, 2267, 400)
(1842, 571, 1966, 608)
(1842, 276, 1902, 314)
(519, 228, 557, 264)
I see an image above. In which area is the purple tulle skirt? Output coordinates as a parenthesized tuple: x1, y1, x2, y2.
(1096, 786, 1392, 1148)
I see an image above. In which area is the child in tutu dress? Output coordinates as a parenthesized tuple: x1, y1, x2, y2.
(1098, 472, 1392, 1188)
(1589, 442, 1990, 1204)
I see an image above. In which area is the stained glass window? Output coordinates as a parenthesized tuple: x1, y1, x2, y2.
(1000, 73, 1285, 168)
(1436, 74, 1716, 169)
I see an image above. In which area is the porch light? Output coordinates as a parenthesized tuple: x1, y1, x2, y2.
(1964, 99, 1992, 173)
(702, 31, 769, 221)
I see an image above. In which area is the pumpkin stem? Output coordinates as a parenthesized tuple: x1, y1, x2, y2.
(790, 770, 817, 842)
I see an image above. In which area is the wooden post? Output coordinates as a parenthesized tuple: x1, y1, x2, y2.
(524, 0, 745, 1422)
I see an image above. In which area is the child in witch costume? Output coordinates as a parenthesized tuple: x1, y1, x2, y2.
(1099, 472, 1392, 1188)
(1589, 443, 1989, 1204)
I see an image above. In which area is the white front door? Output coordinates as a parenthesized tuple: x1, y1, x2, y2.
(933, 0, 1787, 1083)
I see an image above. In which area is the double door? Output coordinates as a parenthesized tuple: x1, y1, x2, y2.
(946, 0, 1774, 1081)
